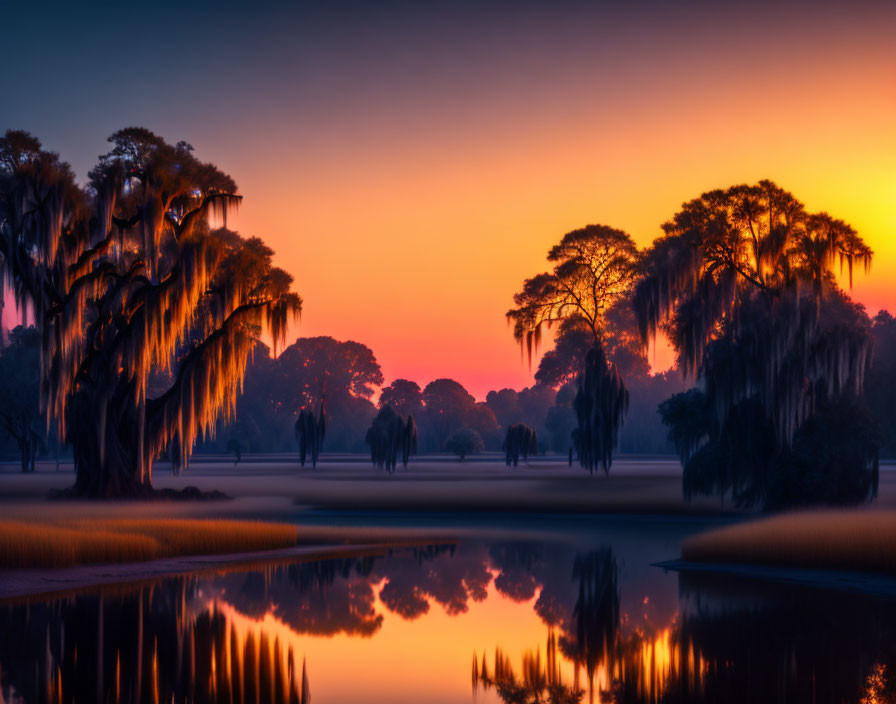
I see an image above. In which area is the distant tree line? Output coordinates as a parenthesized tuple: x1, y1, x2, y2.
(186, 332, 687, 459)
(3, 312, 893, 471)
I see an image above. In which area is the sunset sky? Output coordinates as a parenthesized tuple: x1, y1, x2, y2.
(3, 0, 894, 399)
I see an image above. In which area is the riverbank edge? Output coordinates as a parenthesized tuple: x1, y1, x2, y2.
(0, 536, 456, 604)
(654, 558, 896, 598)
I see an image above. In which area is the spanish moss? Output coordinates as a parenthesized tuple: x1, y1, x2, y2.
(0, 129, 302, 496)
(573, 346, 629, 476)
(502, 423, 537, 467)
(365, 405, 418, 473)
(634, 180, 873, 446)
(295, 402, 326, 468)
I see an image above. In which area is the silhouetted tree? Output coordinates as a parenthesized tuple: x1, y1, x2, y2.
(573, 346, 628, 475)
(0, 129, 301, 495)
(636, 181, 872, 445)
(534, 322, 593, 389)
(446, 427, 483, 461)
(276, 336, 382, 407)
(486, 385, 555, 450)
(205, 337, 381, 453)
(421, 378, 498, 451)
(866, 310, 896, 457)
(545, 384, 578, 454)
(660, 248, 880, 510)
(365, 405, 417, 472)
(508, 225, 640, 473)
(0, 325, 43, 471)
(503, 424, 537, 467)
(295, 402, 326, 468)
(379, 378, 423, 417)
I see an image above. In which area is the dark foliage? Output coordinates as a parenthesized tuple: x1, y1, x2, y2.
(866, 310, 896, 457)
(639, 181, 878, 507)
(422, 379, 499, 451)
(378, 379, 423, 417)
(502, 424, 537, 467)
(0, 325, 43, 471)
(0, 129, 300, 495)
(295, 402, 326, 468)
(661, 388, 880, 510)
(445, 427, 483, 461)
(573, 347, 629, 475)
(365, 405, 418, 472)
(509, 226, 643, 473)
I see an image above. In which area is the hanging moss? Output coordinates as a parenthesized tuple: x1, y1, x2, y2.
(502, 424, 537, 467)
(573, 346, 628, 476)
(507, 225, 640, 475)
(0, 129, 302, 496)
(295, 402, 326, 468)
(635, 180, 873, 448)
(365, 405, 417, 473)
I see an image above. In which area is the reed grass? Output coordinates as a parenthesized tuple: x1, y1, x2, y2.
(0, 518, 299, 569)
(682, 510, 896, 574)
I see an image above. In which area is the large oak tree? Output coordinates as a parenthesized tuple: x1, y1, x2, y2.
(638, 180, 876, 507)
(0, 128, 301, 496)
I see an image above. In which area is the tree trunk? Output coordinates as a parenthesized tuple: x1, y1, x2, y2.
(69, 387, 151, 497)
(18, 437, 28, 473)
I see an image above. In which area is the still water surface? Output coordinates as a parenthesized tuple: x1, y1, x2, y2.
(1, 517, 894, 703)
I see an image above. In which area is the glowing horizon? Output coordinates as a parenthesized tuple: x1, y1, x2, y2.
(3, 0, 893, 399)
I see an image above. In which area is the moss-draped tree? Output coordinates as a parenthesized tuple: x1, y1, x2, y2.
(0, 128, 301, 496)
(507, 225, 639, 473)
(502, 423, 537, 467)
(295, 403, 326, 468)
(365, 405, 417, 472)
(636, 180, 876, 506)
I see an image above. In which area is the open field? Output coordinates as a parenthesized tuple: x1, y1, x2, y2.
(0, 457, 728, 517)
(3, 456, 895, 515)
(682, 510, 896, 575)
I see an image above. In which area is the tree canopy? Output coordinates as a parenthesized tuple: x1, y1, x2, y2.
(0, 128, 301, 495)
(379, 378, 424, 417)
(421, 378, 498, 451)
(507, 225, 640, 363)
(365, 405, 417, 472)
(640, 181, 878, 507)
(445, 427, 483, 461)
(635, 180, 872, 443)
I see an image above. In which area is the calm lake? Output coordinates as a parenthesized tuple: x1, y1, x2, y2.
(1, 515, 893, 703)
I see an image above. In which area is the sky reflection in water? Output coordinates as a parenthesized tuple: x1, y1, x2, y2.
(1, 525, 895, 703)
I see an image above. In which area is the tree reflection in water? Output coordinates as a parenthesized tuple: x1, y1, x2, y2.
(0, 580, 311, 704)
(2, 541, 896, 703)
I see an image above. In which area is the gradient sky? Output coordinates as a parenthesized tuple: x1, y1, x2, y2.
(3, 0, 894, 398)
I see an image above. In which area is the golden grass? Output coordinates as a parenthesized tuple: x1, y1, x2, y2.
(0, 518, 299, 569)
(682, 510, 896, 574)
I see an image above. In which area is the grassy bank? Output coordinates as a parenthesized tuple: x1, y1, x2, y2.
(682, 510, 896, 574)
(0, 518, 299, 569)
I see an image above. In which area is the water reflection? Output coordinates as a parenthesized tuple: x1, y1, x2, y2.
(1, 536, 896, 703)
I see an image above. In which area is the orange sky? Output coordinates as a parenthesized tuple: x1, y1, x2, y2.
(4, 2, 894, 399)
(224, 32, 895, 398)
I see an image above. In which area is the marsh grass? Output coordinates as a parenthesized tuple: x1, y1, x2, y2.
(0, 518, 299, 569)
(682, 510, 896, 574)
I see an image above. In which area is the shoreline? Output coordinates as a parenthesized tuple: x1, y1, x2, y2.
(0, 536, 456, 604)
(655, 558, 896, 598)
